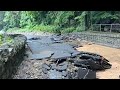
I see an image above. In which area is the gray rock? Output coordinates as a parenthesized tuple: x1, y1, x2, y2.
(42, 68, 48, 74)
(51, 51, 71, 59)
(42, 63, 51, 70)
(8, 48, 13, 52)
(36, 37, 54, 44)
(76, 38, 81, 42)
(77, 68, 96, 79)
(62, 71, 68, 77)
(28, 37, 41, 40)
(64, 76, 69, 79)
(56, 63, 68, 71)
(50, 64, 56, 70)
(59, 62, 68, 66)
(48, 69, 62, 79)
(50, 43, 74, 51)
(51, 37, 61, 41)
(27, 42, 51, 53)
(29, 51, 54, 60)
(72, 51, 81, 56)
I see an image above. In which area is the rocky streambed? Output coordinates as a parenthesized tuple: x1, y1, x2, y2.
(13, 34, 112, 79)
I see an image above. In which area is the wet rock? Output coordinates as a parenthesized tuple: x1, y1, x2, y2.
(25, 35, 38, 40)
(29, 37, 41, 40)
(101, 60, 112, 69)
(88, 42, 93, 45)
(56, 63, 68, 71)
(77, 68, 96, 79)
(48, 69, 62, 79)
(79, 53, 102, 61)
(29, 51, 54, 60)
(76, 53, 112, 70)
(51, 37, 62, 41)
(67, 65, 79, 79)
(87, 59, 103, 70)
(74, 60, 89, 68)
(42, 63, 51, 70)
(67, 72, 73, 79)
(53, 41, 62, 43)
(72, 71, 78, 79)
(27, 42, 51, 53)
(59, 61, 68, 66)
(42, 68, 48, 74)
(57, 58, 67, 64)
(76, 38, 81, 42)
(50, 64, 57, 70)
(51, 51, 71, 59)
(62, 71, 68, 77)
(67, 59, 75, 63)
(7, 48, 13, 52)
(77, 68, 89, 79)
(64, 76, 69, 79)
(50, 43, 74, 51)
(71, 51, 81, 56)
(37, 37, 54, 44)
(74, 58, 104, 70)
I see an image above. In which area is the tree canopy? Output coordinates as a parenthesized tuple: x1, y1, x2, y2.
(0, 11, 120, 33)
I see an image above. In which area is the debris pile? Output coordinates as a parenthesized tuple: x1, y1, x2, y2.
(41, 52, 111, 79)
(26, 35, 112, 79)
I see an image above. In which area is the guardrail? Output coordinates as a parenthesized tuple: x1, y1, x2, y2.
(92, 24, 120, 33)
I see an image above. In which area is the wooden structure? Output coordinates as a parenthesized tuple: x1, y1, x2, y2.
(92, 24, 120, 33)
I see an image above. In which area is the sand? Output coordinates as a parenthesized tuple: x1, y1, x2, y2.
(77, 44, 120, 79)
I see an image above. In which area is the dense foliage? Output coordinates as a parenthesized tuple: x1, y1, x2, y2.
(0, 11, 120, 33)
(0, 34, 13, 46)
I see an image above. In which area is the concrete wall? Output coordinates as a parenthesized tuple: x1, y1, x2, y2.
(72, 32, 120, 48)
(0, 34, 27, 79)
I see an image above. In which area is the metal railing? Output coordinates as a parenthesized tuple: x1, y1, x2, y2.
(92, 24, 120, 33)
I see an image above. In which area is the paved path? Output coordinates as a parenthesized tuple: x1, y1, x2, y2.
(13, 33, 114, 79)
(13, 34, 80, 79)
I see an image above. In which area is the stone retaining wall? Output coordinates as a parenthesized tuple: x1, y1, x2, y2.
(0, 34, 27, 79)
(71, 32, 120, 48)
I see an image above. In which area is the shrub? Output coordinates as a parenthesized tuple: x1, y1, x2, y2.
(74, 26, 85, 32)
(61, 27, 75, 33)
(31, 24, 61, 33)
(0, 34, 13, 46)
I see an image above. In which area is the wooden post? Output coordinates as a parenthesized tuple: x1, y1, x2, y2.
(110, 24, 112, 33)
(92, 24, 93, 31)
(100, 24, 101, 32)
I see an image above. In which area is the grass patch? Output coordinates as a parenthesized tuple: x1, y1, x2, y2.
(7, 25, 86, 34)
(0, 34, 13, 46)
(7, 25, 60, 33)
(61, 27, 75, 33)
(32, 25, 60, 33)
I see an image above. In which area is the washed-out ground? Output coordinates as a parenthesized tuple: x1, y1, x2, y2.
(12, 32, 120, 79)
(13, 34, 81, 79)
(77, 44, 120, 79)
